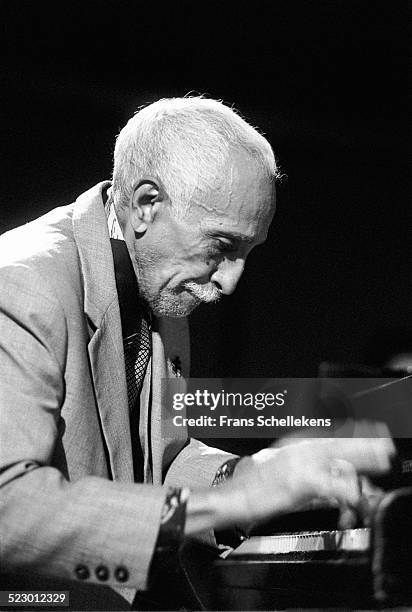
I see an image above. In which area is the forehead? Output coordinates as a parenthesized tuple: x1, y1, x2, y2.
(188, 150, 276, 243)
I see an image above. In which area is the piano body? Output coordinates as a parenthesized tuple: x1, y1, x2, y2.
(213, 487, 412, 609)
(213, 372, 412, 609)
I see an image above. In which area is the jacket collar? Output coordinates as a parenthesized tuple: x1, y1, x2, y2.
(72, 181, 117, 328)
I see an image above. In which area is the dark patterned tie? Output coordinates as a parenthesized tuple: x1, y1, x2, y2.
(123, 315, 151, 483)
(124, 316, 150, 483)
(124, 316, 151, 410)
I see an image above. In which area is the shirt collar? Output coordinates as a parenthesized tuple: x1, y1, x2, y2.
(104, 187, 125, 240)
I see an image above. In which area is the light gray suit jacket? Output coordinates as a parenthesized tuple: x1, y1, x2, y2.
(0, 183, 233, 609)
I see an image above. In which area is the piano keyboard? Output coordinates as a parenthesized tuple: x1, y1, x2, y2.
(231, 528, 370, 556)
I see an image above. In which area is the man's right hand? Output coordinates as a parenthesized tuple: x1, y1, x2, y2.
(185, 428, 395, 535)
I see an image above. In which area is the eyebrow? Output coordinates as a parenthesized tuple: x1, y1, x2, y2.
(205, 230, 255, 244)
(206, 230, 266, 247)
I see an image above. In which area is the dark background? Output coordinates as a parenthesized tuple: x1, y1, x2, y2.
(2, 1, 410, 452)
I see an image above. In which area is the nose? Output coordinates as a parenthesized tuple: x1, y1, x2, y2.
(210, 259, 245, 295)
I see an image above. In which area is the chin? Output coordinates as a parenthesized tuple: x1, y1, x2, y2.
(149, 291, 202, 318)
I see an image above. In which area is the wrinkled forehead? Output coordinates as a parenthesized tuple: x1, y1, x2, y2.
(190, 151, 276, 242)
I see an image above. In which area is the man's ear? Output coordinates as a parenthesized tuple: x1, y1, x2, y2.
(130, 181, 160, 234)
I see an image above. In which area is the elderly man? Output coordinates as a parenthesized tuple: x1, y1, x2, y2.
(0, 97, 393, 610)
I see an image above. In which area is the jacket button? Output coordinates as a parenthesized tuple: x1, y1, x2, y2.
(95, 565, 109, 581)
(75, 565, 90, 580)
(114, 566, 129, 582)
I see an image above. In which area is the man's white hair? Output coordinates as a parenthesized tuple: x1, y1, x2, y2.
(112, 96, 279, 216)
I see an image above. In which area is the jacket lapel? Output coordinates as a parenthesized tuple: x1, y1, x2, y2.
(148, 317, 190, 485)
(72, 182, 134, 482)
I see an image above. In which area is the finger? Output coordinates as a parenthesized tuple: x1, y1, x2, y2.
(275, 422, 395, 475)
(338, 505, 358, 529)
(357, 476, 385, 526)
(326, 459, 361, 508)
(359, 474, 384, 497)
(322, 434, 395, 475)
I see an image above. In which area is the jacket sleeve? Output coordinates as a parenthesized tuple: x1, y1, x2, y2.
(0, 264, 166, 590)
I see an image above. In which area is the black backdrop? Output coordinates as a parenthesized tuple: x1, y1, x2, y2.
(2, 1, 410, 452)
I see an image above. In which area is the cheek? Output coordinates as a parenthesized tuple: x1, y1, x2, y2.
(179, 256, 218, 284)
(179, 241, 219, 271)
(189, 258, 216, 276)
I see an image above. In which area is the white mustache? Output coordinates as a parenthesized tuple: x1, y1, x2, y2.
(184, 281, 221, 303)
